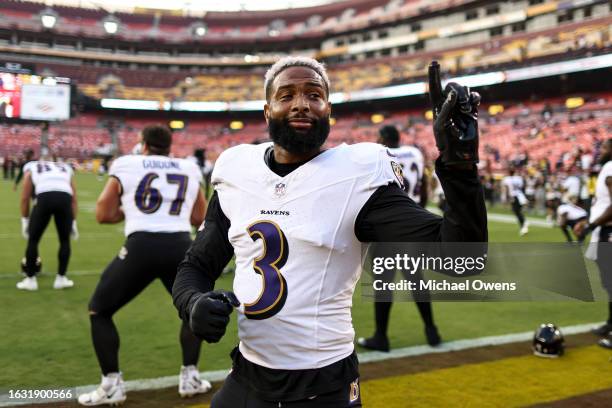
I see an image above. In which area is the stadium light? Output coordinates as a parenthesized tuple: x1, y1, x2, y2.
(229, 120, 244, 130)
(244, 55, 261, 63)
(488, 105, 504, 115)
(192, 23, 207, 37)
(101, 99, 161, 110)
(41, 15, 56, 28)
(268, 18, 285, 37)
(371, 114, 384, 124)
(169, 120, 185, 130)
(40, 9, 57, 29)
(565, 97, 584, 109)
(103, 16, 120, 35)
(40, 7, 58, 30)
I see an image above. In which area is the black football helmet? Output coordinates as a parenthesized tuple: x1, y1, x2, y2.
(533, 323, 564, 358)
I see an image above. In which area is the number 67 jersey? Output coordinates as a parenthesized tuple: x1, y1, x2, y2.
(213, 142, 400, 370)
(109, 155, 203, 236)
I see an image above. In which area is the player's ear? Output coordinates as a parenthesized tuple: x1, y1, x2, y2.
(264, 103, 270, 125)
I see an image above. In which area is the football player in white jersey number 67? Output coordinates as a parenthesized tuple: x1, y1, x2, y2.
(173, 57, 487, 407)
(18, 155, 78, 291)
(78, 126, 211, 406)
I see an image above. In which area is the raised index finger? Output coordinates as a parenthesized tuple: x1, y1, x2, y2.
(428, 61, 444, 111)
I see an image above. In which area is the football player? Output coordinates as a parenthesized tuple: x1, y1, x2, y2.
(13, 148, 34, 191)
(173, 57, 487, 407)
(78, 125, 210, 406)
(17, 154, 78, 291)
(357, 124, 440, 352)
(556, 195, 588, 243)
(502, 167, 529, 236)
(574, 139, 612, 345)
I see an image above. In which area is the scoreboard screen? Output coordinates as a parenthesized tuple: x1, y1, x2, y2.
(0, 72, 71, 121)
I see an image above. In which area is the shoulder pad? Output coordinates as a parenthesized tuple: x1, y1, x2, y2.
(341, 142, 389, 166)
(212, 143, 270, 182)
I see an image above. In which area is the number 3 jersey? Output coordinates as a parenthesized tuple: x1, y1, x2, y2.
(109, 155, 203, 236)
(212, 142, 400, 370)
(24, 160, 74, 195)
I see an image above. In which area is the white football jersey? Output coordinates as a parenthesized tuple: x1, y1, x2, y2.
(557, 203, 587, 222)
(503, 175, 526, 198)
(562, 175, 581, 197)
(387, 145, 424, 202)
(110, 155, 203, 236)
(212, 142, 400, 370)
(24, 160, 73, 195)
(590, 161, 612, 226)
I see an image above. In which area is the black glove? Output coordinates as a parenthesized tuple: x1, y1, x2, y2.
(188, 290, 240, 343)
(428, 61, 480, 166)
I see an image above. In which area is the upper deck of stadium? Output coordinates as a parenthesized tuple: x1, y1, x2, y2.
(1, 0, 609, 106)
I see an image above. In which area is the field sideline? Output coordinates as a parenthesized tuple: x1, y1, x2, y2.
(1, 173, 610, 406)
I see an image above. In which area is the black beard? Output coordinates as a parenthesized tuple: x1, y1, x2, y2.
(600, 152, 611, 165)
(268, 117, 330, 155)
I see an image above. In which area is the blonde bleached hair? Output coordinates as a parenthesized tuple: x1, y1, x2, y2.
(264, 56, 330, 102)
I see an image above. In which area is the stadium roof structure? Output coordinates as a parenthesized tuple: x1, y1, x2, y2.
(7, 0, 393, 34)
(21, 0, 349, 13)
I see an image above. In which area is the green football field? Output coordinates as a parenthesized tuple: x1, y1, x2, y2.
(0, 173, 608, 389)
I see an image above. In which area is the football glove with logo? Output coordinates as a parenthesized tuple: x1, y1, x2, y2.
(428, 61, 480, 166)
(188, 290, 240, 343)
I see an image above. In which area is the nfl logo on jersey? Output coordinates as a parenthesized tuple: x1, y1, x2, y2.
(274, 182, 287, 198)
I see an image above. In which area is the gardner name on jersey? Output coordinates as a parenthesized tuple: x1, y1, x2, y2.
(213, 142, 401, 370)
(110, 155, 203, 236)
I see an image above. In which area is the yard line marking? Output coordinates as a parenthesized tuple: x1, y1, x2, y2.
(0, 233, 120, 239)
(427, 207, 553, 228)
(0, 322, 601, 407)
(0, 270, 100, 279)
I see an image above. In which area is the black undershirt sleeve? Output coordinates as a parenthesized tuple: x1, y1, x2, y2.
(355, 160, 487, 243)
(14, 163, 25, 186)
(172, 190, 234, 322)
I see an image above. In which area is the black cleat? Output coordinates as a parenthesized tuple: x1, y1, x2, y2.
(357, 335, 390, 352)
(425, 325, 441, 346)
(591, 323, 612, 337)
(597, 336, 612, 349)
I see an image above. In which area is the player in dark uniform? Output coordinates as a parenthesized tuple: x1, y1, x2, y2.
(358, 125, 440, 352)
(13, 149, 35, 191)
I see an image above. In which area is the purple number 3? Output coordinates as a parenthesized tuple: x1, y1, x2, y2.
(244, 220, 289, 320)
